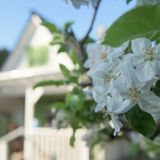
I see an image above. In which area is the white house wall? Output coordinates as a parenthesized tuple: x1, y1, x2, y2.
(17, 23, 52, 69)
(17, 25, 74, 71)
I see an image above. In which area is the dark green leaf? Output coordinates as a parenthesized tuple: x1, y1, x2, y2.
(103, 6, 160, 47)
(34, 80, 66, 88)
(58, 45, 66, 53)
(152, 79, 160, 96)
(155, 79, 160, 88)
(70, 129, 76, 147)
(42, 21, 60, 33)
(60, 64, 71, 78)
(83, 37, 95, 44)
(126, 0, 133, 4)
(69, 76, 78, 83)
(126, 105, 156, 138)
(152, 86, 160, 97)
(57, 44, 71, 54)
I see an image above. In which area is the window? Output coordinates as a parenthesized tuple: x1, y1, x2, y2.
(27, 46, 49, 67)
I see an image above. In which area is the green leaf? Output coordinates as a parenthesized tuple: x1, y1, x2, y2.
(149, 30, 160, 41)
(69, 76, 78, 83)
(42, 21, 60, 33)
(57, 43, 72, 54)
(130, 143, 140, 158)
(126, 105, 156, 138)
(50, 102, 65, 109)
(103, 6, 160, 47)
(34, 80, 66, 88)
(64, 21, 74, 31)
(50, 33, 64, 45)
(68, 50, 79, 64)
(60, 64, 71, 78)
(66, 87, 85, 109)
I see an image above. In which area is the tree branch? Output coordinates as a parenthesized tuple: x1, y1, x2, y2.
(65, 0, 102, 62)
(81, 0, 102, 44)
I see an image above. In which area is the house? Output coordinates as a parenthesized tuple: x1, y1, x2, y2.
(0, 12, 89, 160)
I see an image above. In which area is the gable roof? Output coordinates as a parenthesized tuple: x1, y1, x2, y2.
(2, 12, 47, 71)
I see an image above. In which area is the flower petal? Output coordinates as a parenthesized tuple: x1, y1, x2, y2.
(139, 92, 160, 114)
(131, 38, 151, 55)
(111, 114, 122, 136)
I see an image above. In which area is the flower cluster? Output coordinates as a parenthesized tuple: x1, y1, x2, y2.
(85, 38, 160, 135)
(64, 0, 98, 8)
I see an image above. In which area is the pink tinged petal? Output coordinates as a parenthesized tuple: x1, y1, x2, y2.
(139, 92, 160, 114)
(131, 38, 151, 56)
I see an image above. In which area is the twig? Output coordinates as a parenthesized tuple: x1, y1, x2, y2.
(80, 0, 102, 44)
(66, 0, 102, 62)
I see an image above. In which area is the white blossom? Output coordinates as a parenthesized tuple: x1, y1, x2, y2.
(127, 38, 160, 82)
(84, 43, 113, 70)
(85, 37, 160, 136)
(106, 90, 132, 135)
(108, 41, 129, 64)
(113, 62, 160, 114)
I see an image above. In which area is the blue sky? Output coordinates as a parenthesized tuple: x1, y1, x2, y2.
(0, 0, 136, 50)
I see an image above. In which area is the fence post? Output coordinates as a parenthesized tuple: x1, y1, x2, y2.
(0, 141, 8, 160)
(24, 87, 44, 160)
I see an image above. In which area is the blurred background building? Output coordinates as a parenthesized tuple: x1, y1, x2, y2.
(0, 12, 89, 160)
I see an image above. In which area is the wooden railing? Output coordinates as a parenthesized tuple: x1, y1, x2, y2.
(0, 127, 24, 160)
(0, 127, 89, 160)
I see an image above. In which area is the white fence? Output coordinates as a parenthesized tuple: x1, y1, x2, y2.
(0, 128, 89, 160)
